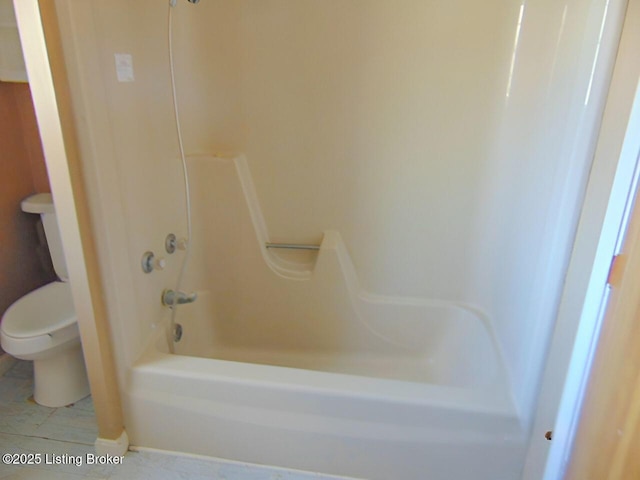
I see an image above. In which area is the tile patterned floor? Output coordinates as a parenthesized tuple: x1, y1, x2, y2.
(0, 360, 350, 480)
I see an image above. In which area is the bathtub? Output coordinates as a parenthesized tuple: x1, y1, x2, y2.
(122, 156, 526, 480)
(126, 333, 525, 480)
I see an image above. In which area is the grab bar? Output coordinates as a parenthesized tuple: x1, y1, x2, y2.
(265, 243, 320, 251)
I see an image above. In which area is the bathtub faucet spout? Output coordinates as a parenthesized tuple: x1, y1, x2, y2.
(162, 289, 197, 307)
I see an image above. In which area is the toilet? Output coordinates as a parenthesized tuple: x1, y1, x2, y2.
(1, 193, 90, 407)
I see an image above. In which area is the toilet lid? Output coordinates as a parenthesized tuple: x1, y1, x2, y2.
(1, 282, 76, 338)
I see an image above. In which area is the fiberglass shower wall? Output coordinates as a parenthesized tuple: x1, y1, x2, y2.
(65, 0, 621, 426)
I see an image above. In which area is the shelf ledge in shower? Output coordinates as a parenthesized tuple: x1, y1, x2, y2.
(265, 243, 320, 251)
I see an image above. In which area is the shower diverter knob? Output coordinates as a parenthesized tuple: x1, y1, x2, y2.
(165, 234, 188, 253)
(141, 251, 166, 273)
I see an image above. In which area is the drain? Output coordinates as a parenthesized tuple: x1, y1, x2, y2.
(173, 323, 183, 342)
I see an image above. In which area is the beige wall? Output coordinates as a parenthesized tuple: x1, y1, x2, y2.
(237, 1, 510, 298)
(0, 81, 54, 323)
(54, 0, 624, 427)
(54, 0, 245, 369)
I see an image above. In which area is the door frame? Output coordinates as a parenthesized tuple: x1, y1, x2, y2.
(522, 0, 640, 477)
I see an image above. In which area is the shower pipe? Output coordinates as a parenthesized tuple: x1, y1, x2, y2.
(166, 0, 198, 346)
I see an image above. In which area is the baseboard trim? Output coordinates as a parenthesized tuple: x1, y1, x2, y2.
(95, 429, 129, 456)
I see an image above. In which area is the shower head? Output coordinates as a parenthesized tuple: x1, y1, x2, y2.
(169, 0, 200, 5)
(187, 0, 200, 3)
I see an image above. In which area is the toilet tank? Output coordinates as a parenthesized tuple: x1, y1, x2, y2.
(21, 193, 69, 281)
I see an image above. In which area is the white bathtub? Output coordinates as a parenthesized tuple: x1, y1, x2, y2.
(126, 320, 525, 480)
(122, 156, 526, 479)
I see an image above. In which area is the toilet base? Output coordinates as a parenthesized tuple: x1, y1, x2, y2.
(33, 343, 90, 407)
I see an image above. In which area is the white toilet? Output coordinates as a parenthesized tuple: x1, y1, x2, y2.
(1, 193, 90, 407)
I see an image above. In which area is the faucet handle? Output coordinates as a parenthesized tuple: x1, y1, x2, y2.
(165, 234, 188, 254)
(142, 251, 165, 273)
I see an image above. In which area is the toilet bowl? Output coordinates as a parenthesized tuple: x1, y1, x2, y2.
(0, 193, 89, 407)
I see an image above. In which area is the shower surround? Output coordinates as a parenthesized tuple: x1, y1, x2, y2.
(51, 0, 627, 478)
